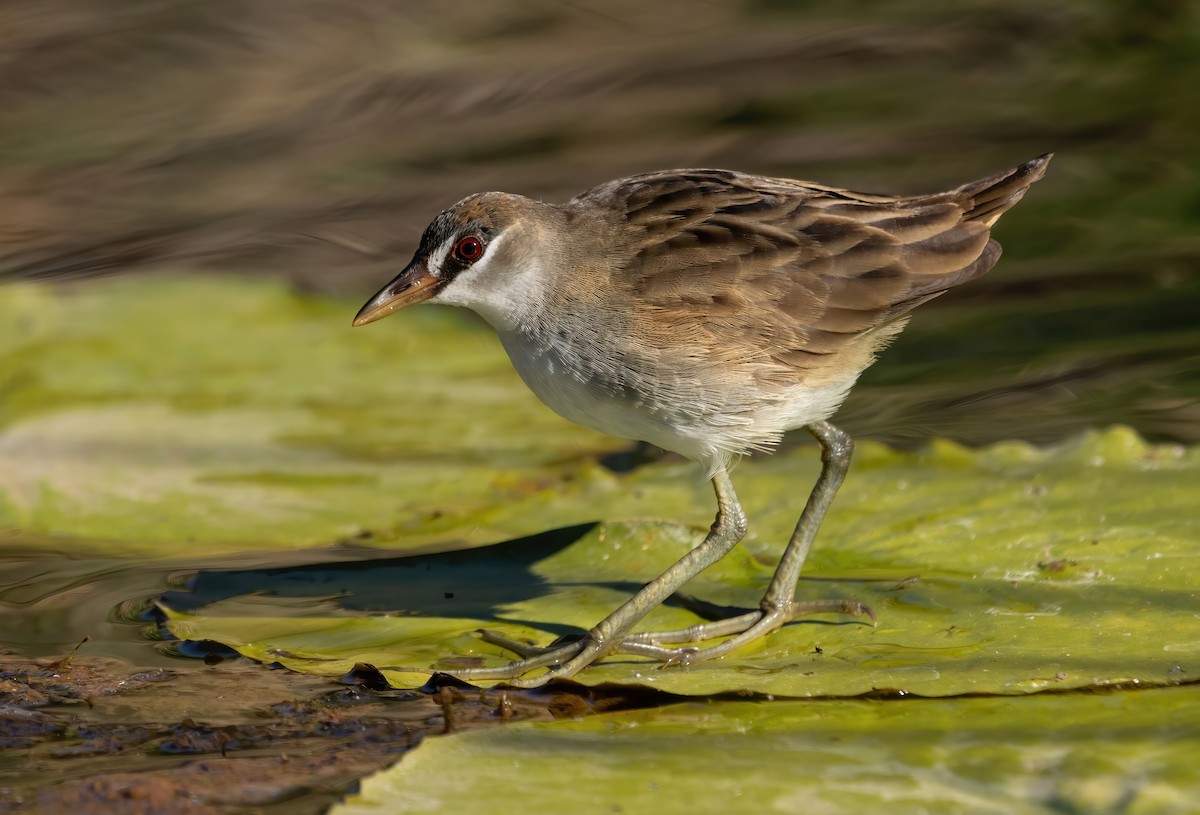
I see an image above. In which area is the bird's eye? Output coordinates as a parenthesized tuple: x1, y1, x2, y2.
(454, 235, 484, 263)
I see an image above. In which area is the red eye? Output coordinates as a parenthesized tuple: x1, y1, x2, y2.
(454, 236, 484, 262)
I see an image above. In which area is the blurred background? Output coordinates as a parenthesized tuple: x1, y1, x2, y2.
(2, 0, 1198, 446)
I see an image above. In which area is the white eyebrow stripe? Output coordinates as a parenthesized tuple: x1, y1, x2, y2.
(428, 235, 455, 277)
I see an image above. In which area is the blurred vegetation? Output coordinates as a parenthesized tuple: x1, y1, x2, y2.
(1, 0, 1198, 445)
(3, 1, 1198, 279)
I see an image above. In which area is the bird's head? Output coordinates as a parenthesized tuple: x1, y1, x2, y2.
(353, 192, 563, 330)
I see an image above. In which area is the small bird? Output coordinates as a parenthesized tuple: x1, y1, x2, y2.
(354, 154, 1052, 687)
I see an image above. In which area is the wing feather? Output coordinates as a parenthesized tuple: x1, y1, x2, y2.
(568, 157, 1050, 376)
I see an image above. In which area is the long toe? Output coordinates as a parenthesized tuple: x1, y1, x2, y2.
(445, 637, 590, 684)
(785, 598, 876, 625)
(613, 597, 875, 666)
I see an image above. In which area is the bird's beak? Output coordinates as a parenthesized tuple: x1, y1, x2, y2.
(352, 261, 439, 327)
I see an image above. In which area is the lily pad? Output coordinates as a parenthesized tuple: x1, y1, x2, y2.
(4, 276, 1198, 696)
(0, 276, 623, 554)
(331, 686, 1200, 815)
(164, 427, 1200, 696)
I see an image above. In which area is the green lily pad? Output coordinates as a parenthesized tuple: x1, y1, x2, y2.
(331, 686, 1200, 815)
(4, 276, 1198, 696)
(165, 426, 1200, 695)
(0, 276, 623, 554)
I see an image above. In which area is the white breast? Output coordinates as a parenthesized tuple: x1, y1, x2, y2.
(495, 325, 858, 470)
(498, 328, 713, 457)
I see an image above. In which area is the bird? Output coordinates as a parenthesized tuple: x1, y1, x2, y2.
(353, 154, 1052, 687)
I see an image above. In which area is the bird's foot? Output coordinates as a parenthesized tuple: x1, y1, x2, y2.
(615, 598, 875, 666)
(437, 629, 607, 688)
(430, 598, 872, 686)
(443, 598, 874, 685)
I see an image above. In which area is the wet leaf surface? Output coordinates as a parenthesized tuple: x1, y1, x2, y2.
(0, 277, 621, 554)
(164, 427, 1200, 696)
(4, 277, 1195, 698)
(333, 684, 1200, 815)
(3, 273, 1199, 814)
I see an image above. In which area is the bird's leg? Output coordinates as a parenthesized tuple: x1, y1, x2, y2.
(618, 420, 871, 663)
(444, 467, 748, 687)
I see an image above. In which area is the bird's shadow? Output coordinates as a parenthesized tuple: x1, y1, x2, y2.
(159, 523, 660, 641)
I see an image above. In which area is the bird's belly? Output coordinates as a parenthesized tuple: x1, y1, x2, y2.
(500, 333, 696, 455)
(497, 331, 854, 464)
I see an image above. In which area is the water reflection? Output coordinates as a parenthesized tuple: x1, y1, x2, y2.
(0, 535, 176, 664)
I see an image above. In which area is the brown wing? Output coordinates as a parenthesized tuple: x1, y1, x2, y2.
(580, 157, 1050, 373)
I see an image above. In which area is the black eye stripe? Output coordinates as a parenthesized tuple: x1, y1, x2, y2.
(418, 221, 494, 281)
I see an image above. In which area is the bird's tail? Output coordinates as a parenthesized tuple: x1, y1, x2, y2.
(878, 154, 1053, 318)
(951, 153, 1053, 227)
